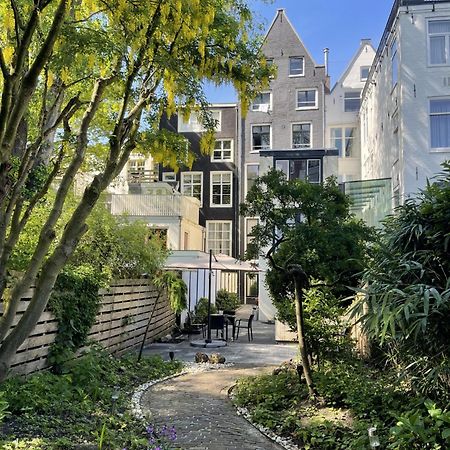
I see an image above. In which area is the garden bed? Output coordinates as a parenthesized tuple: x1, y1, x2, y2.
(232, 356, 426, 449)
(0, 347, 183, 450)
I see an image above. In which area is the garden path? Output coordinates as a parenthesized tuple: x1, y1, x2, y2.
(140, 306, 297, 449)
(140, 367, 281, 449)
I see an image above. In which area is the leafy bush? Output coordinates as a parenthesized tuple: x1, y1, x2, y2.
(388, 400, 450, 449)
(215, 289, 240, 311)
(233, 356, 422, 449)
(70, 201, 168, 279)
(193, 297, 216, 323)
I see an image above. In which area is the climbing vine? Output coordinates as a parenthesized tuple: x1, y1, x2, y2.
(47, 266, 107, 373)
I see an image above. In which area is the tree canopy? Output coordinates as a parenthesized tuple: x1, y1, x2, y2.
(0, 0, 271, 379)
(241, 169, 372, 311)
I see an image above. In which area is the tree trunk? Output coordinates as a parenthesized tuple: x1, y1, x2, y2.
(289, 265, 317, 398)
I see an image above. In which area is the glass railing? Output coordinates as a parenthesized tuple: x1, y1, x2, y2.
(344, 178, 392, 228)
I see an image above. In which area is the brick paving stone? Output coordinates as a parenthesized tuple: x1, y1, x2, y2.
(140, 368, 283, 450)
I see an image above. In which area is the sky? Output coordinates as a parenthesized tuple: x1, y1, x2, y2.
(204, 0, 394, 103)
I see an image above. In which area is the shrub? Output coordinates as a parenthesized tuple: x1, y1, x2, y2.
(215, 289, 240, 311)
(388, 400, 450, 449)
(193, 297, 216, 323)
(352, 163, 450, 399)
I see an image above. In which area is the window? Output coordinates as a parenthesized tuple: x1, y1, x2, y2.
(212, 139, 233, 162)
(211, 171, 232, 207)
(251, 125, 271, 151)
(275, 159, 321, 183)
(129, 159, 145, 173)
(289, 57, 304, 76)
(429, 20, 450, 65)
(292, 123, 312, 149)
(330, 128, 343, 155)
(430, 98, 450, 148)
(206, 221, 232, 255)
(245, 218, 259, 252)
(391, 39, 398, 87)
(296, 89, 317, 109)
(128, 158, 146, 182)
(251, 92, 272, 112)
(162, 172, 176, 182)
(330, 127, 356, 157)
(344, 91, 361, 112)
(360, 66, 370, 81)
(178, 110, 221, 132)
(181, 172, 203, 203)
(245, 164, 259, 195)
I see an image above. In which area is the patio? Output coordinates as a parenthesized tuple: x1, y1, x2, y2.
(141, 305, 298, 367)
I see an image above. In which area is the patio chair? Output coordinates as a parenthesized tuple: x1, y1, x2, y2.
(210, 314, 226, 340)
(186, 312, 206, 337)
(235, 314, 254, 341)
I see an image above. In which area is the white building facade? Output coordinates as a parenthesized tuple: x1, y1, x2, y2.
(360, 0, 450, 205)
(326, 39, 376, 182)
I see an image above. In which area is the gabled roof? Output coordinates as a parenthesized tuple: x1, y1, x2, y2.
(264, 8, 319, 67)
(330, 39, 376, 93)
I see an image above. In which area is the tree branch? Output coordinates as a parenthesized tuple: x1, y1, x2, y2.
(10, 0, 25, 44)
(266, 235, 289, 273)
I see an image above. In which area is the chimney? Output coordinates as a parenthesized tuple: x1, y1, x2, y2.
(323, 48, 329, 76)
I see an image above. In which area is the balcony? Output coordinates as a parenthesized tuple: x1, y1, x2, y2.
(127, 169, 159, 184)
(110, 194, 200, 224)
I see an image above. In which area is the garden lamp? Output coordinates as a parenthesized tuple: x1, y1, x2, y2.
(368, 427, 380, 448)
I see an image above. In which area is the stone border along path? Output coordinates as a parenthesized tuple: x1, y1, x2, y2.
(138, 365, 287, 450)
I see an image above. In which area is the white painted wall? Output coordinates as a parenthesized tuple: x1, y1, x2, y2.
(326, 41, 376, 182)
(360, 3, 450, 202)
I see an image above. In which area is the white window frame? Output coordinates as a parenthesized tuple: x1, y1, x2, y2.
(428, 18, 450, 67)
(251, 91, 272, 112)
(330, 126, 357, 158)
(206, 220, 232, 256)
(291, 122, 312, 149)
(296, 88, 318, 110)
(211, 139, 233, 162)
(181, 171, 203, 204)
(251, 124, 272, 153)
(210, 171, 233, 208)
(245, 163, 259, 196)
(289, 56, 305, 77)
(429, 97, 450, 151)
(177, 110, 222, 133)
(162, 172, 176, 182)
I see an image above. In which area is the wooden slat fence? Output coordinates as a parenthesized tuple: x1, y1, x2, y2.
(1, 279, 175, 377)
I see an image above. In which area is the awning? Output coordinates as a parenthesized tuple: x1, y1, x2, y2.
(164, 251, 259, 272)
